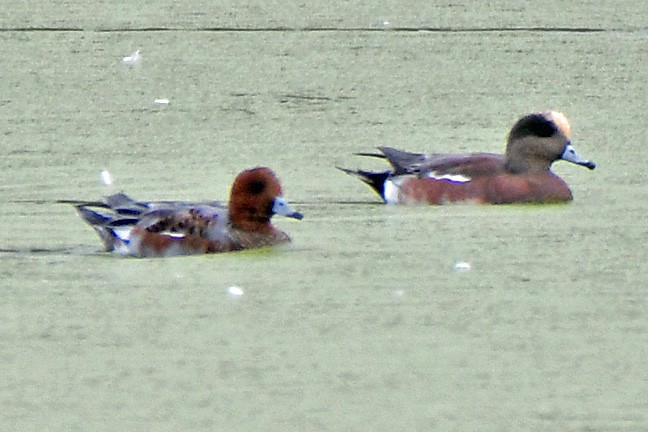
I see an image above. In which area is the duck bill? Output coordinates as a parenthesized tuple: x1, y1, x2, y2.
(561, 144, 596, 170)
(272, 197, 304, 220)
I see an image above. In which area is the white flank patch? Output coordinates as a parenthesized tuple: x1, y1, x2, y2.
(162, 231, 186, 239)
(427, 172, 471, 183)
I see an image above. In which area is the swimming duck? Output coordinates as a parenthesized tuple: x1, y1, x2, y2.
(339, 111, 595, 204)
(72, 167, 303, 257)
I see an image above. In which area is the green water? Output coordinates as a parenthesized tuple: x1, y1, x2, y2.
(1, 2, 648, 431)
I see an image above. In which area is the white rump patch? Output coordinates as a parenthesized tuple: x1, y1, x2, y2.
(113, 226, 132, 242)
(383, 178, 401, 204)
(427, 172, 471, 183)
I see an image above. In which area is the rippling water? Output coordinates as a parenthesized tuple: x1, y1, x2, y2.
(1, 2, 647, 430)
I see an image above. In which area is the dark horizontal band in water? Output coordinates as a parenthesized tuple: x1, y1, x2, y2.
(0, 26, 618, 33)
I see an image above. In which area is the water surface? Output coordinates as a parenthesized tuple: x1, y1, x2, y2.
(1, 2, 648, 431)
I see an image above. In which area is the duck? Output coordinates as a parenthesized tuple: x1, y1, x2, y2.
(339, 111, 596, 204)
(71, 167, 303, 257)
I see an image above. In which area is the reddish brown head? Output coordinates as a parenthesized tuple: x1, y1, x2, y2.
(228, 167, 303, 232)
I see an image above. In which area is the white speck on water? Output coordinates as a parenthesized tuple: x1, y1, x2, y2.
(454, 261, 471, 272)
(100, 170, 113, 186)
(122, 50, 141, 65)
(154, 98, 170, 106)
(99, 170, 118, 196)
(228, 286, 244, 297)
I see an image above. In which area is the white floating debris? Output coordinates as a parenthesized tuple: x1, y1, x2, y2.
(99, 170, 118, 196)
(228, 286, 244, 297)
(100, 170, 114, 186)
(122, 49, 141, 65)
(154, 98, 170, 106)
(454, 261, 471, 272)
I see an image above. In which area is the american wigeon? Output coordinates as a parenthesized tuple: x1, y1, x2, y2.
(339, 111, 595, 204)
(72, 167, 303, 257)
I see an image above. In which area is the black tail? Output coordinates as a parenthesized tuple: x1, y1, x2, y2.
(336, 167, 390, 202)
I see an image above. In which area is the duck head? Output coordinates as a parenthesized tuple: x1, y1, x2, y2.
(505, 111, 596, 174)
(228, 167, 303, 232)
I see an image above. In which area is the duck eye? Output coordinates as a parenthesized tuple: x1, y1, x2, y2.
(248, 180, 265, 195)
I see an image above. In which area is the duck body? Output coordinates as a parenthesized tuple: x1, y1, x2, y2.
(341, 111, 596, 205)
(72, 167, 303, 257)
